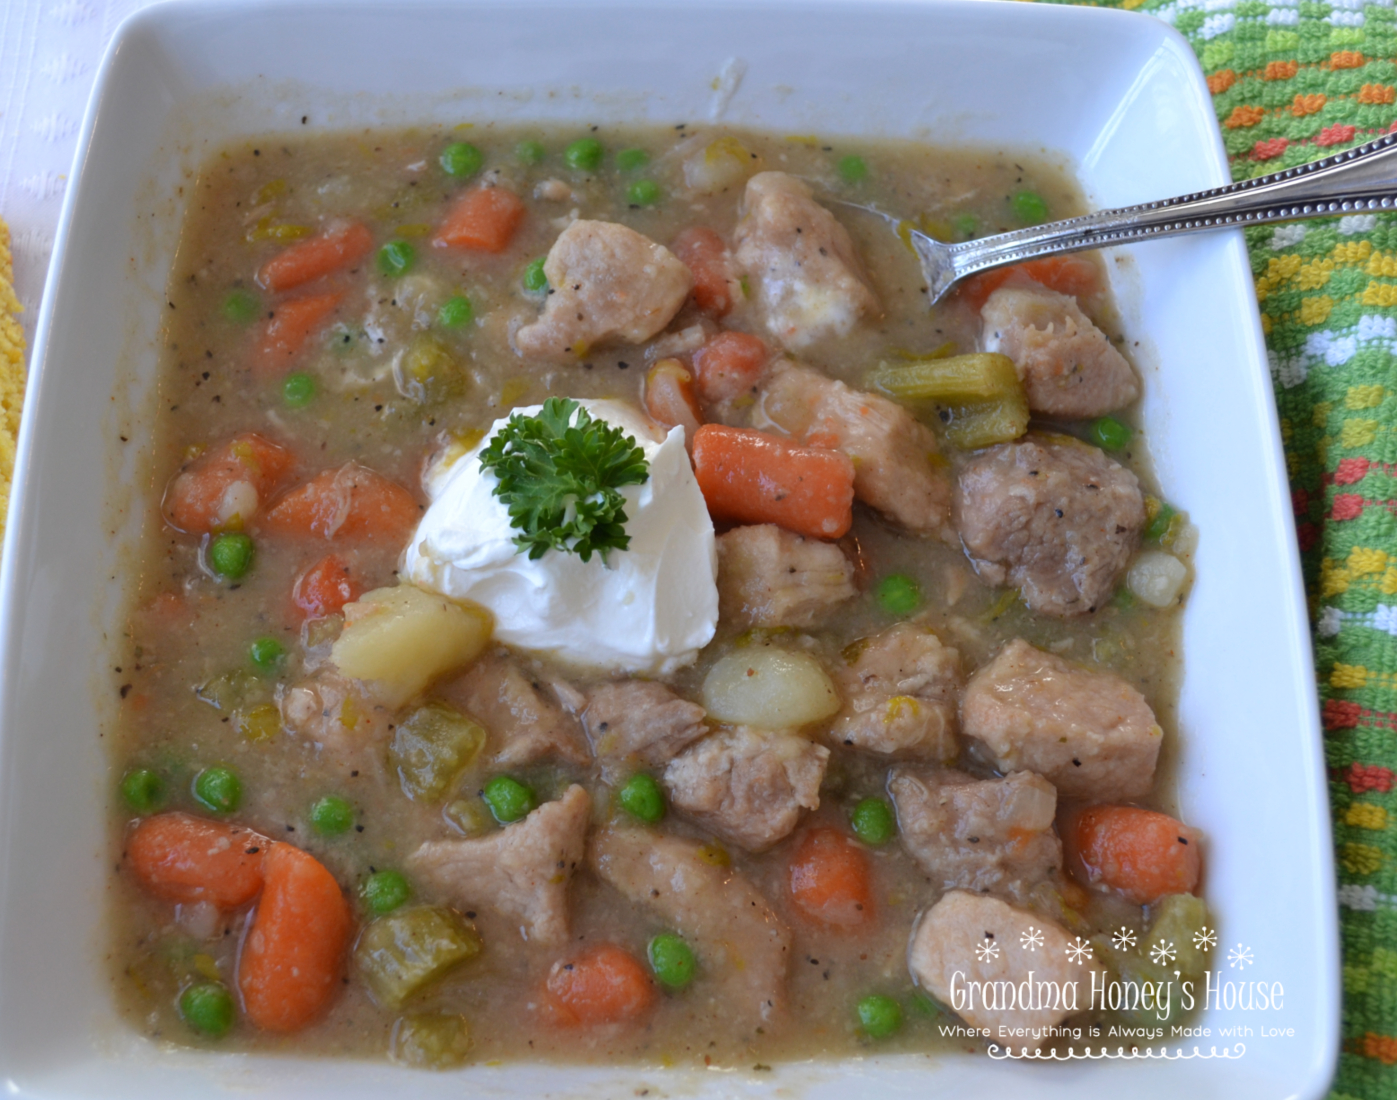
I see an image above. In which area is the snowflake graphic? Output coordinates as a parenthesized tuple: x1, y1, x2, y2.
(1110, 927, 1137, 950)
(1065, 937, 1094, 966)
(976, 939, 1001, 963)
(1227, 943, 1254, 970)
(1193, 926, 1217, 952)
(1019, 926, 1044, 952)
(1149, 939, 1177, 965)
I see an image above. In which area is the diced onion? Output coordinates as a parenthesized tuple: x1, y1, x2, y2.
(1126, 551, 1188, 609)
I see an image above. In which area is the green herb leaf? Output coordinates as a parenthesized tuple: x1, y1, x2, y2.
(478, 397, 650, 563)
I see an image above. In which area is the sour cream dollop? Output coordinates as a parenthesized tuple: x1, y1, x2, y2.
(403, 399, 719, 675)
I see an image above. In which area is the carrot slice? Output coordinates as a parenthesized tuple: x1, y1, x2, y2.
(238, 843, 353, 1033)
(1061, 804, 1203, 905)
(253, 292, 342, 377)
(433, 187, 526, 253)
(126, 813, 267, 909)
(257, 221, 374, 294)
(691, 331, 771, 407)
(259, 464, 420, 546)
(789, 827, 874, 929)
(644, 358, 703, 443)
(672, 226, 735, 316)
(292, 553, 362, 620)
(958, 256, 1100, 313)
(545, 944, 655, 1026)
(691, 424, 854, 540)
(162, 432, 295, 534)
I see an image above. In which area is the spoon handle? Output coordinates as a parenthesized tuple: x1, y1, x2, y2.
(947, 130, 1397, 282)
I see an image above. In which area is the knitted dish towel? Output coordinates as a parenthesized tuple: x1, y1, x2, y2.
(1047, 0, 1397, 1095)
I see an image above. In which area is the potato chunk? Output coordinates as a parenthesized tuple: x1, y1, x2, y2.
(702, 646, 840, 729)
(331, 585, 492, 708)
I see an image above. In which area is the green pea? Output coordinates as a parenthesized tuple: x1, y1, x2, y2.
(1011, 190, 1049, 225)
(953, 213, 980, 239)
(648, 933, 696, 990)
(1111, 587, 1136, 611)
(1145, 502, 1177, 543)
(875, 574, 921, 616)
(377, 239, 416, 279)
(362, 869, 412, 915)
(618, 774, 666, 823)
(310, 795, 355, 836)
(438, 295, 474, 329)
(221, 289, 260, 324)
(193, 765, 242, 815)
(838, 155, 868, 184)
(482, 775, 536, 824)
(857, 994, 903, 1039)
(850, 797, 896, 846)
(626, 180, 661, 207)
(439, 141, 484, 178)
(120, 768, 165, 815)
(248, 636, 285, 674)
(516, 140, 546, 165)
(282, 371, 316, 408)
(564, 137, 604, 173)
(522, 258, 549, 293)
(1089, 415, 1133, 452)
(207, 532, 254, 580)
(179, 981, 235, 1038)
(616, 147, 650, 171)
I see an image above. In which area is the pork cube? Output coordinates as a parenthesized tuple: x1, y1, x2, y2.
(280, 669, 392, 761)
(514, 220, 692, 360)
(663, 727, 828, 852)
(716, 524, 856, 629)
(981, 285, 1139, 419)
(438, 651, 592, 768)
(582, 680, 710, 779)
(831, 624, 962, 760)
(733, 172, 879, 349)
(956, 436, 1144, 617)
(961, 638, 1162, 801)
(591, 827, 792, 1027)
(755, 362, 952, 538)
(889, 768, 1062, 901)
(407, 784, 590, 947)
(908, 891, 1101, 1035)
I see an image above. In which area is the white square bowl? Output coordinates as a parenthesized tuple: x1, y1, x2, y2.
(0, 1, 1338, 1097)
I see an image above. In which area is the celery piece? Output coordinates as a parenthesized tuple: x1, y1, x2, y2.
(1147, 893, 1211, 983)
(355, 906, 483, 1008)
(1090, 894, 1212, 1028)
(390, 702, 487, 803)
(868, 352, 1020, 403)
(391, 1012, 473, 1068)
(941, 392, 1031, 450)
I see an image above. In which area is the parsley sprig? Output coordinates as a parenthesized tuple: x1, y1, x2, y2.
(479, 397, 650, 563)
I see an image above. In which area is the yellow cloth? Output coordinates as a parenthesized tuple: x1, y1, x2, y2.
(0, 220, 27, 544)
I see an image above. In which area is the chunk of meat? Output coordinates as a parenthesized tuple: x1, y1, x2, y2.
(581, 680, 709, 779)
(716, 524, 856, 630)
(408, 785, 590, 947)
(162, 433, 295, 535)
(279, 668, 393, 761)
(960, 638, 1162, 801)
(438, 651, 591, 768)
(663, 727, 828, 852)
(981, 286, 1139, 418)
(514, 220, 692, 360)
(909, 891, 1101, 1035)
(889, 768, 1062, 901)
(956, 437, 1144, 617)
(831, 624, 962, 760)
(732, 172, 879, 348)
(755, 362, 952, 538)
(590, 826, 792, 1027)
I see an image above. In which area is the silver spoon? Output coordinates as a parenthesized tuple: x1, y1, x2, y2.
(843, 131, 1397, 304)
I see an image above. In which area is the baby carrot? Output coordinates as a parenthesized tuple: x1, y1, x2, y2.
(126, 812, 267, 909)
(545, 944, 655, 1026)
(691, 424, 854, 539)
(958, 256, 1099, 313)
(644, 358, 703, 443)
(433, 187, 526, 253)
(672, 226, 735, 317)
(162, 433, 295, 535)
(788, 827, 874, 929)
(238, 843, 353, 1033)
(259, 464, 420, 546)
(690, 332, 771, 407)
(253, 292, 342, 377)
(1061, 804, 1202, 905)
(292, 553, 361, 621)
(257, 221, 374, 294)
